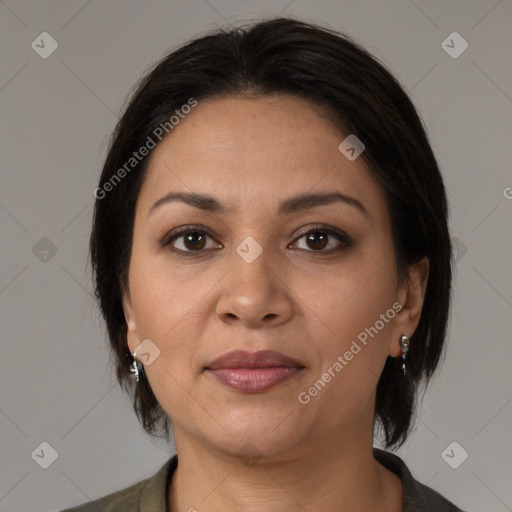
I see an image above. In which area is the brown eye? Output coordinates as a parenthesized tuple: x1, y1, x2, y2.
(182, 231, 207, 250)
(162, 227, 222, 255)
(305, 232, 328, 250)
(291, 226, 352, 253)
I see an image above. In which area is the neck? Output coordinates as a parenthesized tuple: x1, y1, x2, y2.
(167, 429, 402, 512)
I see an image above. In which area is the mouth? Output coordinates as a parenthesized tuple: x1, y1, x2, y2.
(205, 349, 306, 393)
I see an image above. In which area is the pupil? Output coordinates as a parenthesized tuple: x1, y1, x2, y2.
(185, 232, 205, 250)
(308, 232, 327, 250)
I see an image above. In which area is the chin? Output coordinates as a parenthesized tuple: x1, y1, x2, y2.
(208, 408, 306, 459)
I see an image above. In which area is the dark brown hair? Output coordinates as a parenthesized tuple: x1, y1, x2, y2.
(90, 17, 452, 449)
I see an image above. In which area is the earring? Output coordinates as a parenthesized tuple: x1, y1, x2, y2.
(399, 335, 410, 376)
(129, 352, 140, 382)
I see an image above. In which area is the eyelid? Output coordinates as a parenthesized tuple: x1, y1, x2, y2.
(160, 223, 352, 253)
(159, 224, 221, 248)
(290, 224, 353, 250)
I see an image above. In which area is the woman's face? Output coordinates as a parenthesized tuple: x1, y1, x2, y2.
(123, 94, 426, 460)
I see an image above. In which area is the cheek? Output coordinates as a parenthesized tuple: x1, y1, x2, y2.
(127, 244, 227, 385)
(127, 253, 184, 353)
(128, 241, 208, 331)
(308, 243, 398, 378)
(298, 272, 397, 430)
(128, 263, 203, 416)
(318, 246, 396, 324)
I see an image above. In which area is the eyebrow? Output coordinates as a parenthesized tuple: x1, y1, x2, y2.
(148, 190, 367, 217)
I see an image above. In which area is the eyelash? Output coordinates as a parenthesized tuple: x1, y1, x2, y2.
(160, 224, 353, 257)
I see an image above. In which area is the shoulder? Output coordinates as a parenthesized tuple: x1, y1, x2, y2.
(59, 480, 143, 512)
(373, 448, 467, 512)
(408, 478, 466, 511)
(59, 456, 177, 512)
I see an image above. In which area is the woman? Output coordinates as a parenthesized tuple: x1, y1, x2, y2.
(62, 17, 465, 512)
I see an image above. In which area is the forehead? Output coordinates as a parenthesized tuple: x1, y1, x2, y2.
(137, 95, 384, 217)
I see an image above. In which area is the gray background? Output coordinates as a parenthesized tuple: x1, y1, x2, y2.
(1, 1, 511, 511)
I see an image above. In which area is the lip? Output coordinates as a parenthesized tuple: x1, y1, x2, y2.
(205, 350, 305, 393)
(206, 349, 304, 370)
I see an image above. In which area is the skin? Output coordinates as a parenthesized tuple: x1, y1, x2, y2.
(122, 95, 429, 512)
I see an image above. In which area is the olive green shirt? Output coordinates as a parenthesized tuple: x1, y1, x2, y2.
(60, 448, 466, 511)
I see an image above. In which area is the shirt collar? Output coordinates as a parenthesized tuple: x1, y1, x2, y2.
(373, 447, 430, 512)
(138, 454, 178, 511)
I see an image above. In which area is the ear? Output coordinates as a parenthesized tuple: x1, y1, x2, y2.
(121, 286, 141, 355)
(388, 256, 430, 358)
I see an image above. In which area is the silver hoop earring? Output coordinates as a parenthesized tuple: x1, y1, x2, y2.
(399, 335, 410, 376)
(129, 352, 140, 382)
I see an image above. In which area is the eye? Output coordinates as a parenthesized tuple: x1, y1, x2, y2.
(161, 224, 352, 256)
(290, 225, 352, 253)
(161, 226, 222, 255)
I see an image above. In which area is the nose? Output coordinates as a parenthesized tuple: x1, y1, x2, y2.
(215, 245, 294, 328)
